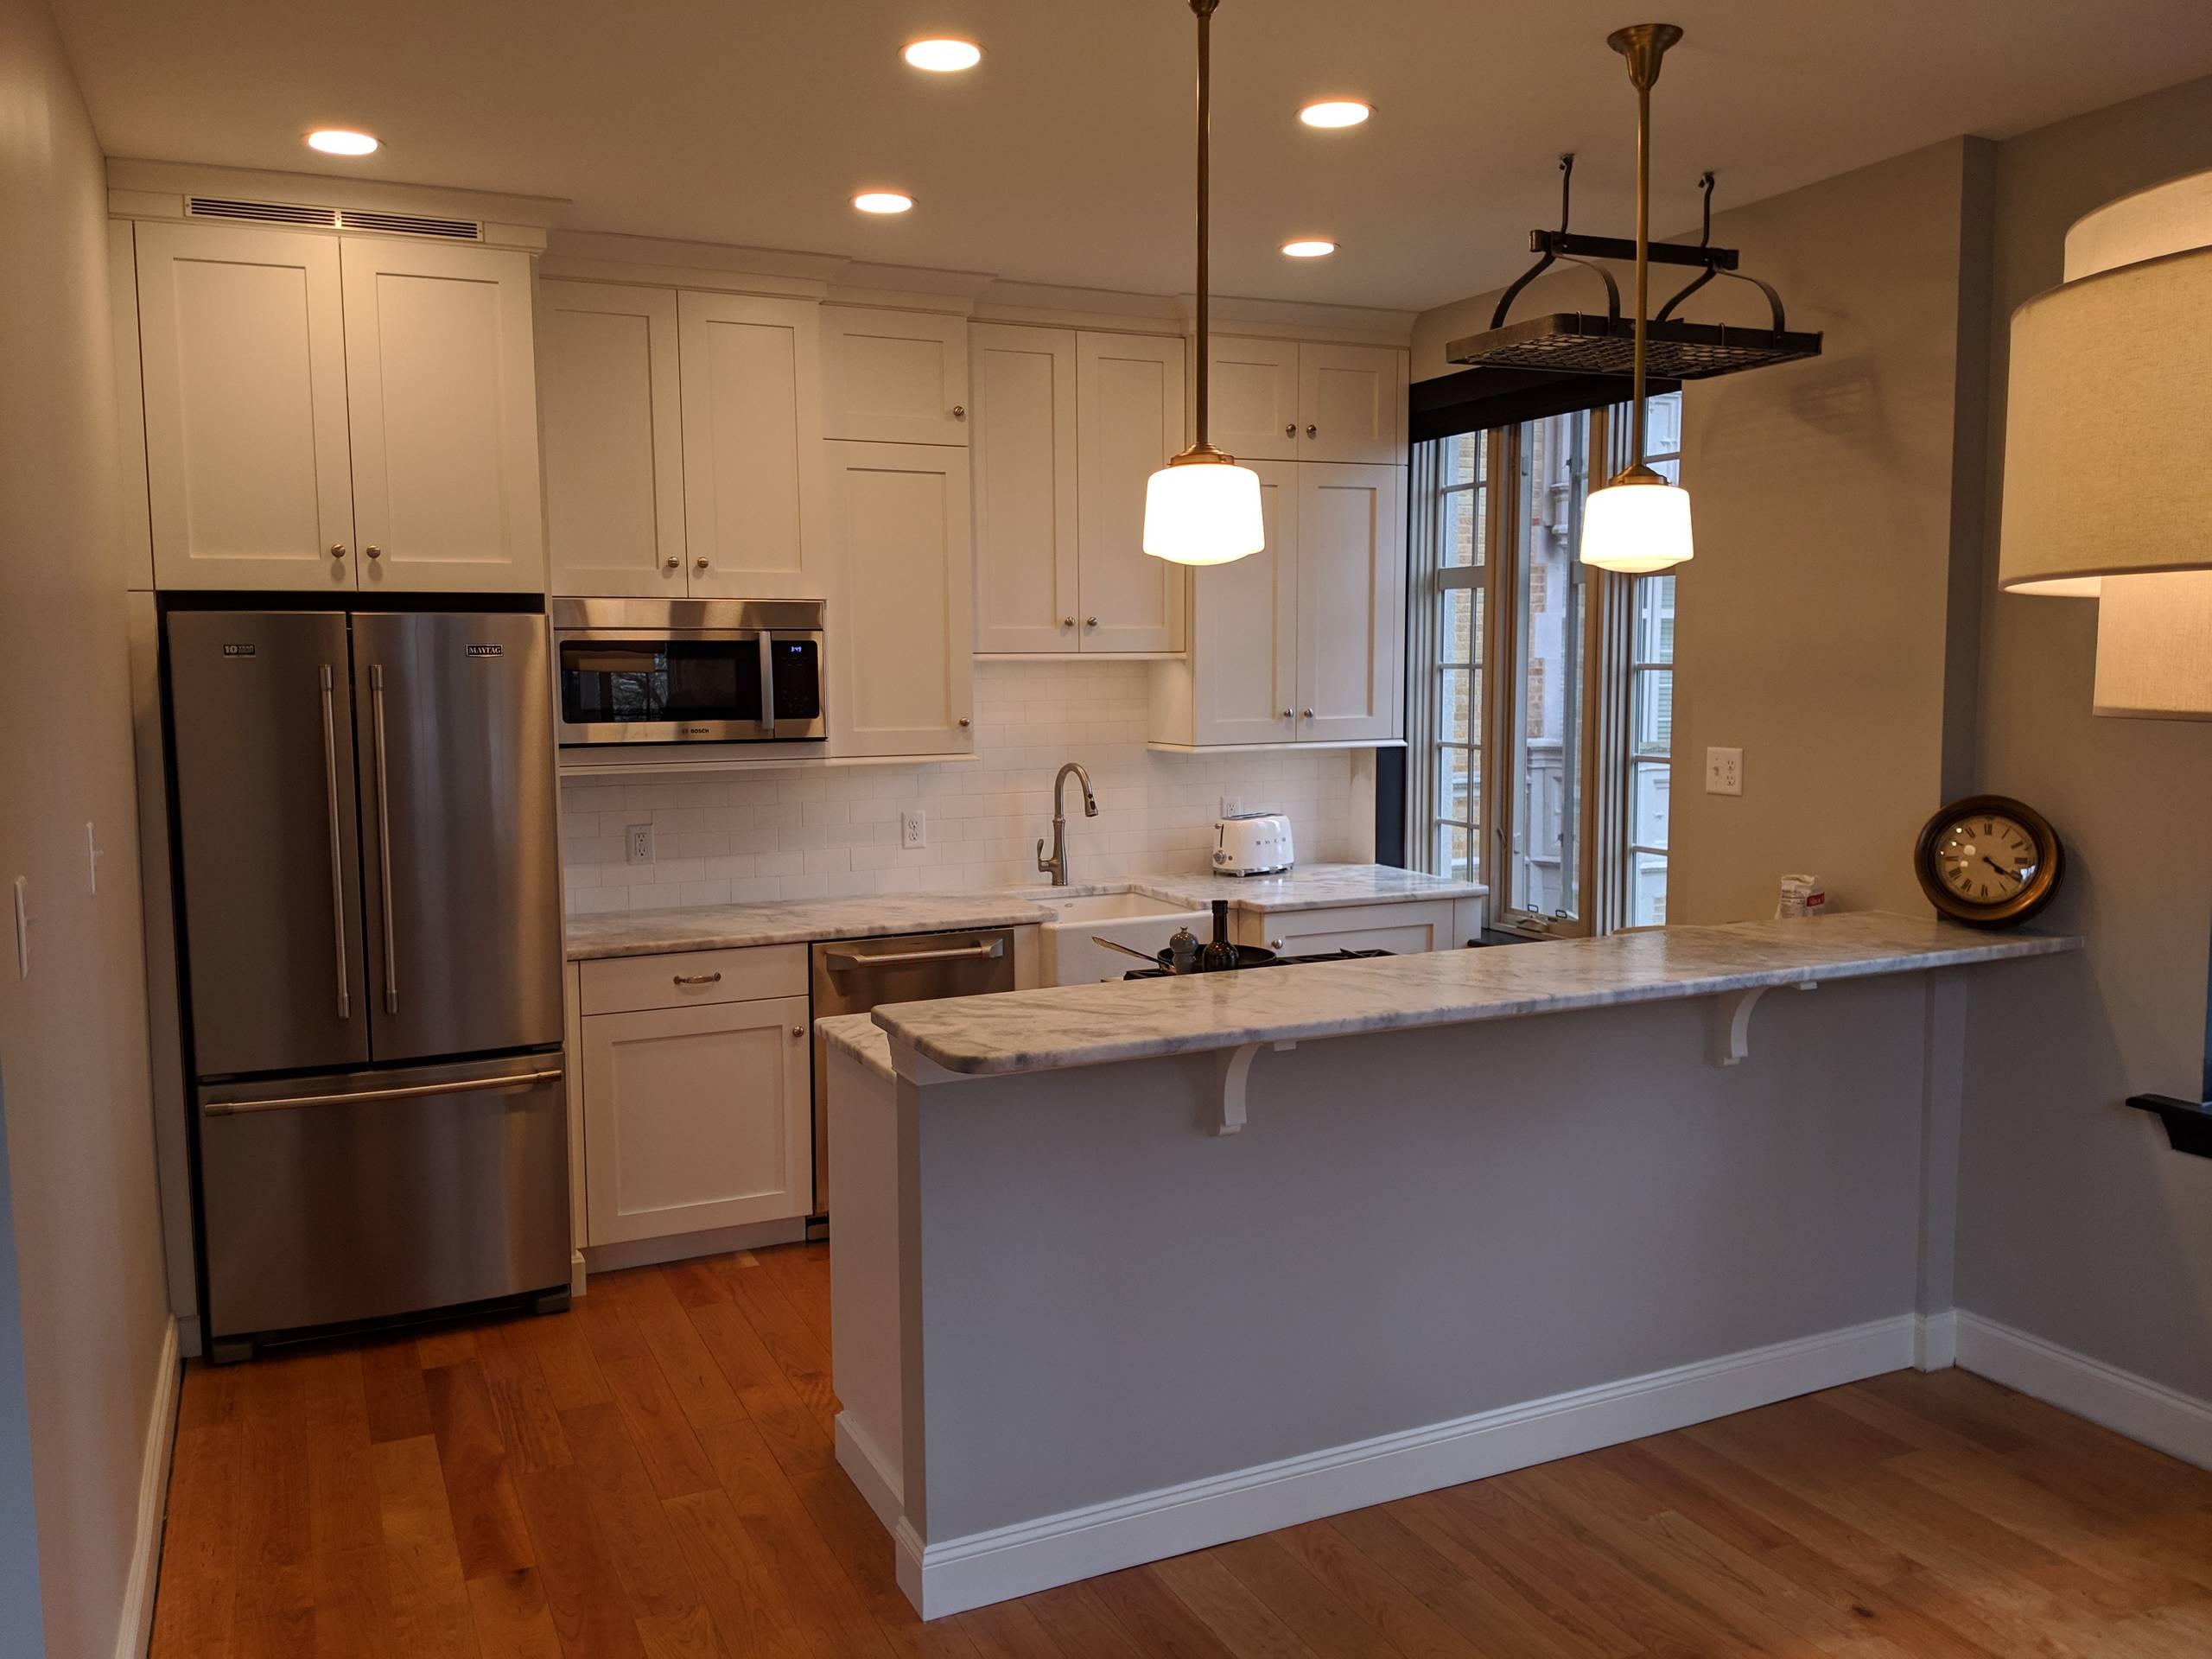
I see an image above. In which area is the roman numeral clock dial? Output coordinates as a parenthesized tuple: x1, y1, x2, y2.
(1913, 795, 2063, 928)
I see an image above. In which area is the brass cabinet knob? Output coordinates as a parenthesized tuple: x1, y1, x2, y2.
(951, 404, 966, 418)
(365, 544, 382, 560)
(696, 557, 709, 570)
(1303, 708, 1314, 719)
(1085, 616, 1099, 628)
(957, 716, 971, 728)
(1305, 423, 1317, 436)
(330, 543, 347, 559)
(1269, 938, 1285, 950)
(1285, 423, 1296, 436)
(1061, 615, 1075, 627)
(1280, 709, 1293, 719)
(791, 1026, 804, 1037)
(664, 556, 679, 569)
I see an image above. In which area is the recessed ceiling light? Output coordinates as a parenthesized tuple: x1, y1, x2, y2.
(1281, 238, 1338, 258)
(304, 129, 379, 157)
(902, 38, 982, 72)
(1298, 99, 1371, 130)
(852, 191, 915, 214)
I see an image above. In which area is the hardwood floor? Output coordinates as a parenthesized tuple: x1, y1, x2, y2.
(152, 1243, 2212, 1657)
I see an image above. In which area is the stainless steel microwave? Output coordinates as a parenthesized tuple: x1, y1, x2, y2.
(552, 598, 827, 746)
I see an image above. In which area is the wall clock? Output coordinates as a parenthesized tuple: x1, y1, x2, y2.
(1913, 795, 2063, 927)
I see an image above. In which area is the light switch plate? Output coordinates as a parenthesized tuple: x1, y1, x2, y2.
(1705, 747, 1744, 797)
(901, 810, 927, 849)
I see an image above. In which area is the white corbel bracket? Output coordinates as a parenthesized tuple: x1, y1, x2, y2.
(1213, 1040, 1298, 1134)
(1709, 982, 1817, 1067)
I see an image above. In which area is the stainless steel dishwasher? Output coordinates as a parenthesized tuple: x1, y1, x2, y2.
(809, 928, 1018, 1219)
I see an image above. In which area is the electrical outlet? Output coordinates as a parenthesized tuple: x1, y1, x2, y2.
(625, 823, 656, 865)
(1705, 747, 1744, 797)
(900, 810, 927, 849)
(1221, 794, 1243, 817)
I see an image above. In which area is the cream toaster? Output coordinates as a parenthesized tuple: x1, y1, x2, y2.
(1212, 811, 1294, 876)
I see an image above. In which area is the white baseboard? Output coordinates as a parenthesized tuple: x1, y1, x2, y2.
(115, 1317, 180, 1659)
(835, 1412, 904, 1533)
(1914, 1310, 1958, 1371)
(1955, 1311, 2212, 1472)
(905, 1312, 1917, 1620)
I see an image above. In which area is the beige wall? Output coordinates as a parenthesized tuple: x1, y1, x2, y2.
(1954, 75, 2212, 1399)
(1416, 139, 1992, 924)
(0, 0, 175, 1654)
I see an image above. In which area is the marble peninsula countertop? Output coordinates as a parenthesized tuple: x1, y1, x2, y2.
(563, 864, 1485, 959)
(817, 1012, 895, 1084)
(871, 911, 2082, 1077)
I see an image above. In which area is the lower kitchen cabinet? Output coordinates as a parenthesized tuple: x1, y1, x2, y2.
(579, 992, 812, 1246)
(1233, 899, 1480, 957)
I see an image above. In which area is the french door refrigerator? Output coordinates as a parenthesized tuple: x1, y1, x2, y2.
(164, 607, 569, 1358)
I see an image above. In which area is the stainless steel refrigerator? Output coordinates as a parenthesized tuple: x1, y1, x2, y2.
(164, 607, 569, 1360)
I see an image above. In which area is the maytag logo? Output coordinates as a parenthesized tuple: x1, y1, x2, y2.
(221, 644, 256, 658)
(466, 644, 504, 658)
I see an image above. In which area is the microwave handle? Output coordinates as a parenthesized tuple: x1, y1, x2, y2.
(757, 630, 776, 734)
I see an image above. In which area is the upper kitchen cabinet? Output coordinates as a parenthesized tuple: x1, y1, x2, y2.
(1206, 337, 1406, 466)
(340, 238, 544, 594)
(827, 441, 975, 757)
(132, 220, 544, 593)
(1151, 459, 1404, 749)
(539, 280, 686, 597)
(679, 290, 829, 600)
(1077, 331, 1188, 653)
(971, 326, 1188, 656)
(134, 221, 356, 591)
(971, 323, 1077, 653)
(821, 307, 969, 445)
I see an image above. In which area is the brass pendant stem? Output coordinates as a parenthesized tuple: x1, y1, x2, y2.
(1191, 0, 1217, 448)
(1607, 22, 1681, 479)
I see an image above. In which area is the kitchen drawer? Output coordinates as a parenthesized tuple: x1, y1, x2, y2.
(1234, 900, 1457, 958)
(580, 944, 808, 1015)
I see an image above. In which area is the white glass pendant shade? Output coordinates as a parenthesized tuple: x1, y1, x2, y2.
(1143, 455, 1266, 566)
(1580, 471, 1693, 575)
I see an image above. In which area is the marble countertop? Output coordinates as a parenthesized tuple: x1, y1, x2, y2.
(564, 865, 1486, 958)
(817, 1012, 894, 1084)
(872, 911, 2082, 1077)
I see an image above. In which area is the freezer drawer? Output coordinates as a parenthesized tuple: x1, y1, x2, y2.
(198, 1053, 569, 1339)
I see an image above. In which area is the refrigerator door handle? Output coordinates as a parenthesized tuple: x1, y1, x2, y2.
(319, 664, 351, 1020)
(203, 1067, 565, 1117)
(757, 629, 777, 737)
(370, 663, 398, 1015)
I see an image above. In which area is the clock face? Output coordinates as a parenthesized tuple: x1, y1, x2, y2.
(1913, 795, 2062, 927)
(1930, 812, 2039, 906)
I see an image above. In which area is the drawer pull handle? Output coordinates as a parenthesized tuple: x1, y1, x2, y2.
(673, 971, 723, 986)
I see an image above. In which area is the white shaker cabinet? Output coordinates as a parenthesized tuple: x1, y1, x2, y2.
(1077, 331, 1188, 653)
(135, 221, 356, 591)
(580, 992, 813, 1246)
(827, 441, 976, 757)
(1207, 337, 1406, 467)
(679, 290, 829, 599)
(539, 280, 686, 597)
(1152, 460, 1404, 749)
(970, 323, 1079, 653)
(1205, 335, 1300, 463)
(1297, 461, 1406, 742)
(340, 238, 544, 594)
(822, 306, 969, 446)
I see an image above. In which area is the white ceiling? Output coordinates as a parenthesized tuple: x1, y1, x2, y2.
(51, 0, 2212, 314)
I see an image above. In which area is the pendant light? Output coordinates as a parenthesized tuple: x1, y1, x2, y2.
(1143, 0, 1266, 567)
(1580, 23, 1694, 575)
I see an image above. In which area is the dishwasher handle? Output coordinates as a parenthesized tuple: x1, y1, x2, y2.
(822, 938, 1006, 972)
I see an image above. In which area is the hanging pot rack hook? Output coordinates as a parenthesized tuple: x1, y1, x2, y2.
(1658, 170, 1722, 321)
(1557, 151, 1576, 233)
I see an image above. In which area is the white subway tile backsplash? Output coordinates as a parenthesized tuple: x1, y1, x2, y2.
(560, 659, 1359, 912)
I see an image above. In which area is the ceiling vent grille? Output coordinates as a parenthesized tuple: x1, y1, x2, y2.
(188, 197, 482, 241)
